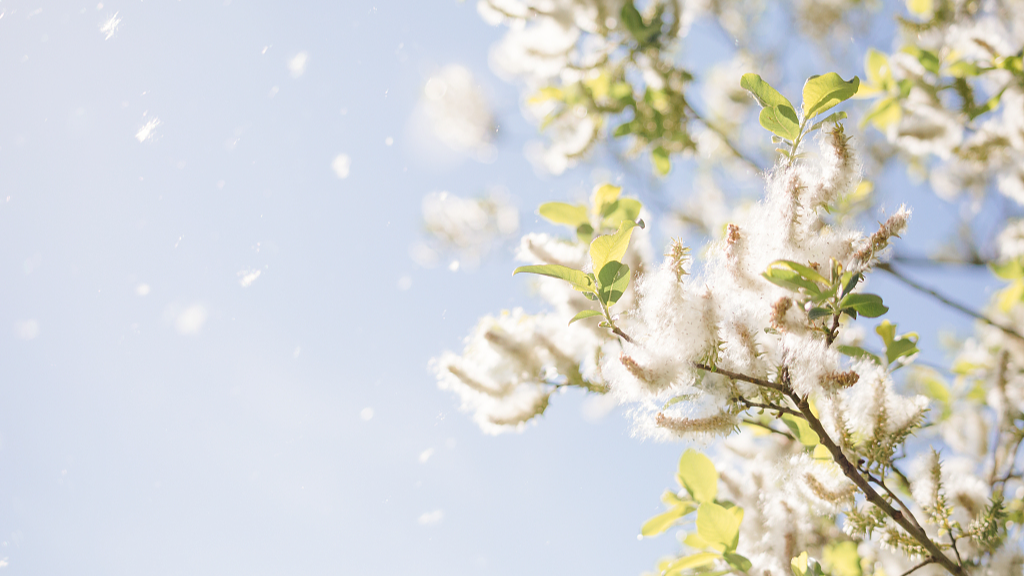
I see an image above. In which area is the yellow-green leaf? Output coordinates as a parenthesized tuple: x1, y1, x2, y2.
(781, 414, 820, 447)
(861, 97, 902, 131)
(792, 552, 810, 576)
(513, 264, 595, 293)
(538, 202, 589, 229)
(568, 310, 602, 325)
(591, 184, 621, 217)
(812, 444, 832, 461)
(640, 503, 695, 537)
(683, 531, 716, 551)
(652, 146, 670, 175)
(865, 49, 892, 90)
(802, 73, 860, 120)
(696, 502, 741, 552)
(590, 220, 640, 278)
(823, 541, 862, 576)
(907, 0, 932, 16)
(997, 279, 1024, 313)
(661, 489, 685, 506)
(664, 552, 720, 575)
(759, 103, 801, 141)
(678, 449, 718, 503)
(992, 259, 1024, 280)
(740, 73, 795, 110)
(601, 198, 642, 229)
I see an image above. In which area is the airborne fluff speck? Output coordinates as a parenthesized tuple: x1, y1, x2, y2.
(417, 510, 443, 525)
(360, 407, 374, 421)
(136, 283, 151, 296)
(237, 269, 261, 288)
(332, 154, 351, 179)
(135, 118, 160, 143)
(99, 12, 121, 40)
(175, 305, 207, 335)
(288, 52, 308, 78)
(14, 320, 39, 340)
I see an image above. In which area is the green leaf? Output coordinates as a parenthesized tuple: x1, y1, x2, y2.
(836, 345, 883, 365)
(769, 260, 830, 285)
(781, 414, 820, 447)
(663, 552, 720, 575)
(902, 46, 940, 75)
(590, 220, 640, 279)
(576, 223, 595, 243)
(652, 146, 671, 175)
(763, 263, 823, 296)
(591, 184, 622, 217)
(808, 307, 832, 320)
(840, 293, 888, 317)
(597, 261, 630, 306)
(759, 104, 801, 141)
(948, 60, 981, 78)
(802, 73, 860, 119)
(724, 552, 753, 572)
(678, 449, 718, 503)
(613, 122, 634, 137)
(601, 198, 643, 229)
(568, 310, 603, 325)
(809, 110, 848, 132)
(740, 73, 795, 110)
(696, 502, 742, 552)
(620, 1, 659, 44)
(513, 265, 595, 293)
(823, 541, 862, 576)
(875, 319, 896, 346)
(538, 202, 589, 229)
(840, 272, 862, 299)
(886, 337, 919, 365)
(640, 502, 696, 537)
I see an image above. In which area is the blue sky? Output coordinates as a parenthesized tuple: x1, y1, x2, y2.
(0, 1, 1005, 574)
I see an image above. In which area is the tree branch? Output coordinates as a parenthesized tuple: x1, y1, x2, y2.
(787, 388, 965, 576)
(877, 263, 1024, 345)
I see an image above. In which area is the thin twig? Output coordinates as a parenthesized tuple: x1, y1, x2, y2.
(899, 558, 935, 576)
(741, 418, 795, 440)
(692, 363, 786, 394)
(681, 100, 764, 174)
(735, 397, 804, 418)
(892, 254, 989, 267)
(878, 263, 1024, 344)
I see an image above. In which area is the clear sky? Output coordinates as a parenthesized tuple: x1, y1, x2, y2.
(0, 1, 1004, 574)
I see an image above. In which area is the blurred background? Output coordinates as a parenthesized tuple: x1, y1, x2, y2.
(0, 1, 1004, 574)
